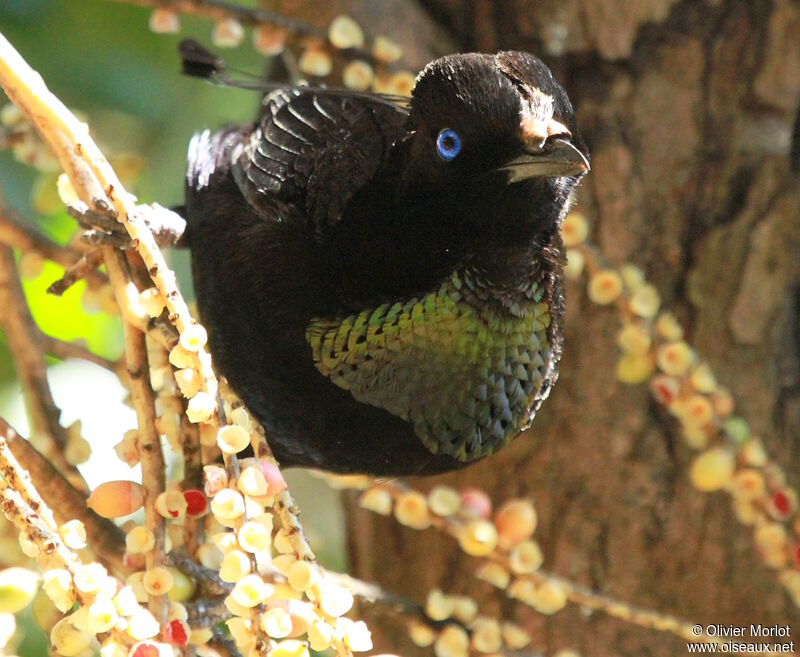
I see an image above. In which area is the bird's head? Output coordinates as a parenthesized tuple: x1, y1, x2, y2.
(397, 51, 589, 272)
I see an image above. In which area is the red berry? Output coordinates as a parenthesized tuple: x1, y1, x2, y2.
(164, 619, 190, 646)
(772, 491, 792, 518)
(132, 643, 160, 657)
(184, 489, 208, 517)
(794, 541, 800, 567)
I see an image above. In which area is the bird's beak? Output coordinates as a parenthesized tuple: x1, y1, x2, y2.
(496, 138, 590, 182)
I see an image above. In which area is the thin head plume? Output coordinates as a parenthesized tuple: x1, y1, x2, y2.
(178, 39, 411, 113)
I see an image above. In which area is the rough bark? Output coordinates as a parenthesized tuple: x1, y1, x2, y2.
(276, 1, 800, 655)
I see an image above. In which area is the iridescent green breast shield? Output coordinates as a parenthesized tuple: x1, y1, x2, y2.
(306, 273, 551, 461)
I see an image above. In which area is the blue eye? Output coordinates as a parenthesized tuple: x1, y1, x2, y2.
(436, 128, 461, 161)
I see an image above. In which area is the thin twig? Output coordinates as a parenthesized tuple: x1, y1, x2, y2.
(0, 243, 88, 493)
(0, 190, 107, 289)
(0, 416, 126, 573)
(40, 334, 119, 372)
(46, 248, 105, 295)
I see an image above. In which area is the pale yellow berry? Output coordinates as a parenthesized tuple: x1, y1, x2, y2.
(271, 639, 310, 657)
(656, 341, 694, 376)
(0, 567, 39, 614)
(261, 607, 293, 638)
(342, 60, 374, 91)
(308, 620, 336, 651)
(655, 312, 683, 341)
(18, 533, 37, 558)
(428, 485, 461, 516)
(197, 542, 224, 570)
(226, 616, 253, 646)
(169, 345, 195, 368)
(299, 47, 333, 77)
(434, 624, 470, 657)
(616, 352, 655, 385)
(174, 368, 201, 398)
(755, 522, 787, 552)
(237, 521, 270, 553)
(509, 540, 544, 574)
(59, 520, 87, 550)
(425, 588, 455, 621)
(682, 394, 716, 428)
(187, 391, 216, 423)
(459, 520, 498, 557)
(681, 424, 710, 450)
(213, 530, 240, 554)
(619, 263, 645, 292)
(587, 270, 622, 305)
(372, 35, 403, 62)
(561, 211, 589, 247)
(564, 248, 585, 280)
(112, 586, 140, 616)
(212, 18, 244, 48)
(253, 24, 287, 56)
(42, 569, 74, 613)
(507, 578, 536, 604)
(730, 469, 766, 502)
(149, 7, 180, 33)
(471, 617, 502, 653)
(220, 550, 251, 583)
(156, 490, 188, 520)
(126, 572, 148, 603)
(0, 613, 16, 649)
(629, 284, 660, 318)
(451, 596, 478, 623)
(224, 593, 255, 620)
(494, 498, 538, 547)
(143, 567, 173, 596)
(50, 617, 94, 656)
(553, 650, 582, 657)
(272, 554, 298, 577)
(326, 473, 371, 490)
(138, 288, 165, 318)
(409, 620, 436, 647)
(228, 406, 251, 429)
(180, 324, 208, 352)
(273, 529, 294, 554)
(126, 526, 155, 554)
(502, 622, 531, 649)
(211, 489, 245, 520)
(616, 323, 652, 356)
(287, 560, 319, 592)
(127, 608, 161, 640)
(339, 617, 373, 652)
(231, 574, 273, 608)
(740, 439, 768, 467)
(190, 627, 214, 645)
(87, 594, 119, 633)
(394, 490, 431, 529)
(328, 14, 365, 49)
(319, 583, 354, 617)
(475, 562, 510, 589)
(217, 424, 251, 455)
(359, 488, 392, 515)
(73, 562, 107, 594)
(689, 363, 716, 393)
(732, 499, 759, 525)
(530, 580, 567, 614)
(689, 447, 735, 492)
(386, 71, 416, 96)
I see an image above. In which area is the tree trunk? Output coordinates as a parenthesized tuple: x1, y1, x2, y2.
(277, 1, 800, 654)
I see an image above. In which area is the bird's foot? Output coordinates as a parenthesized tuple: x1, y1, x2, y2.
(68, 200, 186, 249)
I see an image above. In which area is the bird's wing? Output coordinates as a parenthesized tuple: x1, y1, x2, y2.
(231, 89, 408, 237)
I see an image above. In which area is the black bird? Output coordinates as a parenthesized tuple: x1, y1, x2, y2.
(182, 50, 589, 476)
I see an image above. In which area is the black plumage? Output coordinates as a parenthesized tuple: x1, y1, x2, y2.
(183, 50, 589, 476)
